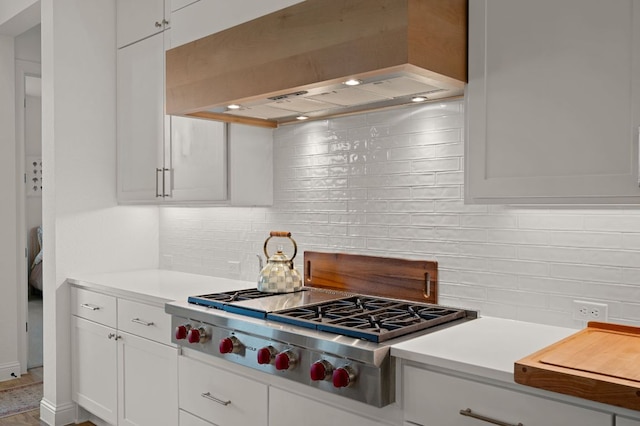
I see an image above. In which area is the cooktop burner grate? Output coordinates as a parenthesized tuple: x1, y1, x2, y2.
(187, 288, 275, 309)
(267, 296, 468, 343)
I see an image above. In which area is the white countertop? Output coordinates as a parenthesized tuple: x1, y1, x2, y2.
(67, 269, 578, 385)
(67, 269, 254, 306)
(391, 316, 576, 383)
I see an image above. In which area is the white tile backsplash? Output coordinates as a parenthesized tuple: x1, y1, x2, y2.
(159, 100, 640, 329)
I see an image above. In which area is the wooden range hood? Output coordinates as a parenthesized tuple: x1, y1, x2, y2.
(166, 0, 467, 128)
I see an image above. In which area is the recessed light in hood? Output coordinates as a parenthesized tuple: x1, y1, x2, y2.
(166, 0, 467, 127)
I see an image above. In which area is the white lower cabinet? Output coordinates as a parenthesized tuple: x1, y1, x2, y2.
(72, 316, 118, 425)
(118, 332, 178, 426)
(618, 417, 640, 426)
(403, 366, 612, 426)
(178, 356, 268, 426)
(71, 287, 178, 426)
(268, 387, 388, 426)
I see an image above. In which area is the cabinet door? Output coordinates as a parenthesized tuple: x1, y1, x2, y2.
(403, 366, 612, 426)
(229, 123, 273, 206)
(117, 32, 165, 203)
(118, 332, 178, 426)
(618, 417, 640, 426)
(71, 316, 118, 425)
(168, 116, 227, 202)
(117, 0, 168, 48)
(169, 0, 304, 48)
(268, 387, 387, 426)
(465, 0, 640, 204)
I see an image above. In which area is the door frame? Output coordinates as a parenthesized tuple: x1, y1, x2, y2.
(16, 58, 41, 374)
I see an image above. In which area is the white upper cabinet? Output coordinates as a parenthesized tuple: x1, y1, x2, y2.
(465, 0, 640, 204)
(170, 116, 227, 202)
(117, 32, 166, 203)
(169, 0, 304, 48)
(117, 0, 170, 48)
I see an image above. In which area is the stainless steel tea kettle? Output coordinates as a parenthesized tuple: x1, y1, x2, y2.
(257, 231, 302, 293)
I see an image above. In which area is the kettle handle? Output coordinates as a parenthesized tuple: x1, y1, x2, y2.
(263, 232, 298, 262)
(270, 231, 291, 238)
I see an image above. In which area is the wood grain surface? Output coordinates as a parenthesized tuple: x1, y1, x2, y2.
(166, 0, 467, 120)
(515, 322, 640, 411)
(303, 251, 437, 304)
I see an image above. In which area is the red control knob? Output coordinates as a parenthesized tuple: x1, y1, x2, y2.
(332, 366, 355, 388)
(257, 346, 276, 365)
(175, 324, 190, 340)
(187, 327, 206, 344)
(310, 360, 333, 381)
(219, 336, 240, 354)
(275, 350, 296, 371)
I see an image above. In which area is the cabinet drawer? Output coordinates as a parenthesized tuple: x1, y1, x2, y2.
(180, 409, 214, 426)
(71, 287, 117, 328)
(179, 356, 267, 426)
(118, 298, 172, 345)
(403, 366, 612, 426)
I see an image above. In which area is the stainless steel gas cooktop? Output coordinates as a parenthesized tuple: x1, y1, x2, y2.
(167, 286, 477, 407)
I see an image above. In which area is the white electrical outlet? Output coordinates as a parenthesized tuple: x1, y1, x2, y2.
(572, 300, 608, 322)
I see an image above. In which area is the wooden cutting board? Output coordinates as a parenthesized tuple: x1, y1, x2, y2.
(515, 322, 640, 411)
(303, 251, 438, 304)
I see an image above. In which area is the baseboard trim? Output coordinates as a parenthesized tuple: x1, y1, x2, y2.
(40, 398, 76, 426)
(0, 361, 21, 382)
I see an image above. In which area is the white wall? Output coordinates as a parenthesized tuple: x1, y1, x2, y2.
(0, 34, 19, 381)
(40, 0, 159, 423)
(0, 0, 39, 36)
(160, 100, 640, 330)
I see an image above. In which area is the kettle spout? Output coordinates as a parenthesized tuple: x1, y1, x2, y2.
(256, 254, 264, 270)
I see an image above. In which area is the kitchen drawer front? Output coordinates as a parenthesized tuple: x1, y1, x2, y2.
(71, 287, 117, 328)
(403, 366, 612, 426)
(118, 298, 172, 345)
(180, 409, 215, 426)
(179, 356, 268, 426)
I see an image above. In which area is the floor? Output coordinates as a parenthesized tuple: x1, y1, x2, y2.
(0, 369, 95, 426)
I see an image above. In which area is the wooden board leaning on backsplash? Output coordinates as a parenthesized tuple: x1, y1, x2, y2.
(303, 252, 437, 304)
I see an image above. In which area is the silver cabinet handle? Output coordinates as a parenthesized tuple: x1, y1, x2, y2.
(162, 168, 171, 198)
(459, 408, 523, 426)
(131, 318, 154, 326)
(201, 392, 231, 406)
(108, 333, 116, 339)
(162, 19, 169, 25)
(154, 21, 162, 28)
(81, 303, 100, 311)
(155, 168, 163, 197)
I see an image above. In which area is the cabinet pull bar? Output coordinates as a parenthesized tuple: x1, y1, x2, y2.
(459, 408, 523, 426)
(131, 318, 154, 326)
(155, 168, 162, 197)
(162, 168, 171, 198)
(80, 303, 100, 311)
(201, 392, 231, 406)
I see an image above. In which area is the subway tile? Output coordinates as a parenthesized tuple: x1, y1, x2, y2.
(518, 214, 585, 231)
(435, 171, 464, 185)
(517, 246, 583, 263)
(412, 186, 460, 199)
(412, 157, 460, 173)
(488, 229, 550, 245)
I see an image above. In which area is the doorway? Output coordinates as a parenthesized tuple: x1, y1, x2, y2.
(16, 57, 42, 373)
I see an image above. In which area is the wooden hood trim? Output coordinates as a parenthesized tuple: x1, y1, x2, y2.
(166, 0, 467, 126)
